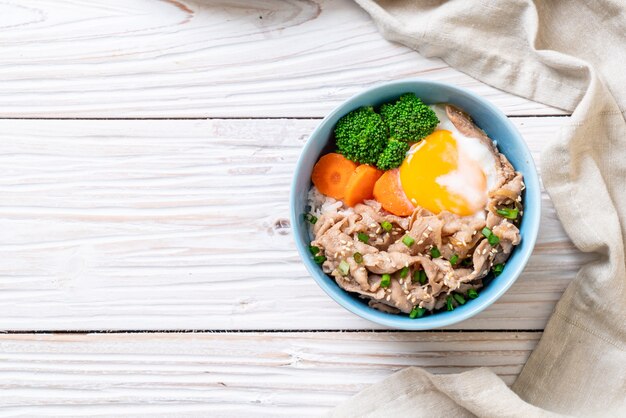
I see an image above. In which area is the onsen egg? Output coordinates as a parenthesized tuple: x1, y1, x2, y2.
(399, 105, 497, 217)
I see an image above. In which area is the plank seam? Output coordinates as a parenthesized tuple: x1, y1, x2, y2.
(0, 329, 544, 334)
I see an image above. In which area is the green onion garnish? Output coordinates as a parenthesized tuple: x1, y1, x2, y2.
(381, 221, 393, 232)
(313, 255, 326, 264)
(496, 208, 519, 220)
(380, 274, 391, 288)
(353, 252, 363, 264)
(482, 227, 500, 246)
(449, 254, 459, 265)
(446, 296, 454, 311)
(453, 294, 466, 305)
(304, 213, 318, 224)
(488, 234, 500, 246)
(430, 246, 441, 258)
(402, 235, 415, 247)
(413, 270, 427, 285)
(409, 307, 426, 319)
(309, 245, 320, 256)
(467, 289, 479, 299)
(400, 266, 409, 278)
(338, 260, 350, 276)
(357, 232, 370, 244)
(493, 263, 505, 276)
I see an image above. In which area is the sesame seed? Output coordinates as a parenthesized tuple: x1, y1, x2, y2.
(411, 296, 417, 303)
(411, 198, 417, 205)
(334, 252, 338, 258)
(370, 223, 377, 228)
(369, 233, 376, 238)
(340, 239, 347, 244)
(406, 295, 412, 300)
(376, 228, 381, 234)
(427, 226, 433, 232)
(386, 295, 391, 301)
(472, 231, 477, 236)
(340, 251, 346, 256)
(399, 279, 404, 285)
(403, 290, 409, 295)
(448, 243, 453, 250)
(516, 196, 522, 202)
(417, 239, 424, 245)
(422, 232, 429, 237)
(405, 261, 409, 267)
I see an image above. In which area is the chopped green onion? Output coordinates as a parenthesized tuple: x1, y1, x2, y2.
(380, 274, 391, 288)
(449, 254, 459, 265)
(446, 295, 455, 311)
(304, 213, 318, 224)
(461, 257, 473, 267)
(357, 232, 370, 244)
(430, 246, 441, 258)
(496, 208, 519, 220)
(353, 252, 363, 264)
(400, 266, 409, 278)
(309, 245, 320, 256)
(412, 269, 427, 285)
(467, 289, 479, 299)
(493, 263, 505, 276)
(313, 255, 326, 264)
(381, 221, 393, 232)
(488, 234, 500, 246)
(453, 293, 466, 305)
(482, 227, 500, 246)
(409, 307, 426, 319)
(402, 235, 415, 247)
(338, 260, 350, 276)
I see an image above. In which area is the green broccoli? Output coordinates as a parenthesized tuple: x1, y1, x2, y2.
(334, 106, 388, 165)
(376, 139, 410, 170)
(380, 93, 439, 142)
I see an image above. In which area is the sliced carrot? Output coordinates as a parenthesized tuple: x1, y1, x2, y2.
(311, 153, 358, 200)
(373, 169, 415, 216)
(343, 164, 383, 207)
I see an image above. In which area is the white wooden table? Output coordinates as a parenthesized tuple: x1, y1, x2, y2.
(0, 0, 586, 415)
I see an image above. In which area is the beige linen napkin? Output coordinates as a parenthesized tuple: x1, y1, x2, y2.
(331, 1, 626, 416)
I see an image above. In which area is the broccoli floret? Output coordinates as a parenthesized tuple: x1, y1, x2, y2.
(376, 139, 410, 170)
(334, 106, 388, 165)
(380, 93, 439, 142)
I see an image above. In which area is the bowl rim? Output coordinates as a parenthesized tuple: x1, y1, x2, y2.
(289, 78, 541, 330)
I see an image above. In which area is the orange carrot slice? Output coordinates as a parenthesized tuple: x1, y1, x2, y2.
(344, 164, 383, 207)
(311, 153, 358, 200)
(373, 169, 415, 216)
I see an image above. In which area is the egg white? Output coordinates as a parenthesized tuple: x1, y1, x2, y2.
(430, 105, 498, 189)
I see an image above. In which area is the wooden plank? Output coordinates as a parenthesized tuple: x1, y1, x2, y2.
(0, 117, 592, 330)
(0, 0, 565, 118)
(0, 331, 540, 415)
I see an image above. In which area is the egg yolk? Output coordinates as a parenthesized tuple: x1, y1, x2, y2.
(399, 130, 487, 216)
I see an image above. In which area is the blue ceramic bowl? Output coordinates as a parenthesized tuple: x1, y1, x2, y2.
(290, 79, 541, 330)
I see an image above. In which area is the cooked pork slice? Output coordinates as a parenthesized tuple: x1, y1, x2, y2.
(362, 251, 421, 274)
(493, 221, 521, 245)
(445, 105, 496, 152)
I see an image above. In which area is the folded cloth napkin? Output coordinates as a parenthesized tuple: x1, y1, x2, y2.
(330, 1, 626, 416)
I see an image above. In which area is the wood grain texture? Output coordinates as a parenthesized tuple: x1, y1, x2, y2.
(0, 118, 595, 330)
(0, 0, 566, 118)
(0, 332, 540, 415)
